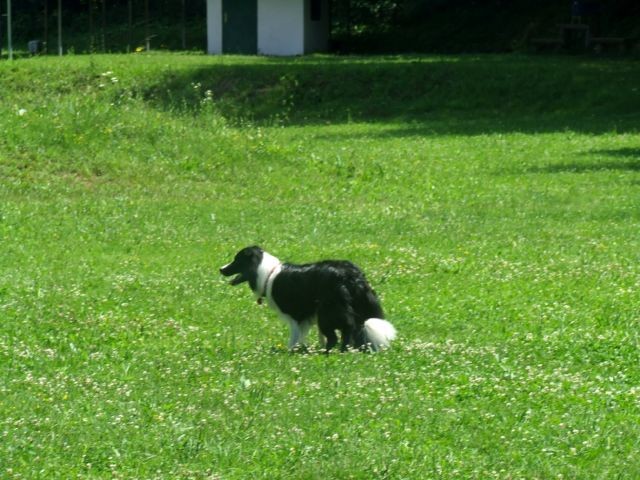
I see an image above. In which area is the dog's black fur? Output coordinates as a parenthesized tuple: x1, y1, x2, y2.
(220, 246, 394, 352)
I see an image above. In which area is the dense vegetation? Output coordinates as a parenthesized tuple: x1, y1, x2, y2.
(4, 0, 640, 54)
(1, 52, 639, 478)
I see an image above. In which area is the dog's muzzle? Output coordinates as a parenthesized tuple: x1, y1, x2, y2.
(220, 264, 244, 285)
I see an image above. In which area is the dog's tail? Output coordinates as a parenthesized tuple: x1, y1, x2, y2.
(364, 318, 397, 351)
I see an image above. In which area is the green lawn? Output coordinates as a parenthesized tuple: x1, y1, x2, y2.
(1, 53, 639, 479)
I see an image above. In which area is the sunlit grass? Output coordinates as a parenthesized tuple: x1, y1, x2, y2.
(1, 53, 639, 478)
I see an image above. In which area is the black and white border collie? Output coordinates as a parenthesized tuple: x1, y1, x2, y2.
(220, 246, 396, 352)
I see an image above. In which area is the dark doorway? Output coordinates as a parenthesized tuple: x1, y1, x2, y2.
(222, 0, 257, 54)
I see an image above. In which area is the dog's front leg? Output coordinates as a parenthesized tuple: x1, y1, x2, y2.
(287, 322, 302, 350)
(285, 318, 314, 351)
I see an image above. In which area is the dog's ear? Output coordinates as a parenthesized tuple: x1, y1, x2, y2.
(242, 246, 263, 264)
(246, 245, 262, 254)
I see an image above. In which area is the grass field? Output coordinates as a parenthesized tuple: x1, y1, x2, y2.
(1, 53, 639, 479)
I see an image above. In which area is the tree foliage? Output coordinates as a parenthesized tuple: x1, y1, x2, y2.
(3, 0, 639, 54)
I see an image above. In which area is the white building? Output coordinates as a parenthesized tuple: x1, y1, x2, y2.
(207, 0, 329, 56)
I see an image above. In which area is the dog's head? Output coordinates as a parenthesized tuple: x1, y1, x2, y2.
(219, 246, 264, 288)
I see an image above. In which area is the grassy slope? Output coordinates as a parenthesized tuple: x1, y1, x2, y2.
(1, 53, 640, 479)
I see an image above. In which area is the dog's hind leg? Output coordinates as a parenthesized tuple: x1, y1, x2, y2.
(339, 326, 355, 352)
(320, 327, 338, 352)
(318, 307, 351, 352)
(349, 326, 368, 351)
(318, 331, 327, 349)
(317, 305, 340, 352)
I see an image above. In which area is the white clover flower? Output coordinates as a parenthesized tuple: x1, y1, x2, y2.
(17, 108, 27, 116)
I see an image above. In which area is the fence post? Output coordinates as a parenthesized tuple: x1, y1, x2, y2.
(7, 0, 12, 60)
(58, 0, 63, 55)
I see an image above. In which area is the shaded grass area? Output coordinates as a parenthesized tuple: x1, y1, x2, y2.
(2, 53, 639, 131)
(141, 55, 640, 131)
(0, 53, 639, 478)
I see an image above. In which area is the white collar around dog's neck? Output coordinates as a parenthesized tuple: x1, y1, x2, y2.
(256, 252, 281, 305)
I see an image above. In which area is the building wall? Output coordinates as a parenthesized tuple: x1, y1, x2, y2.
(207, 0, 223, 54)
(258, 0, 304, 56)
(304, 0, 329, 53)
(208, 0, 328, 56)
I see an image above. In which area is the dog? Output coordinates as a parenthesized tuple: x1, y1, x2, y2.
(220, 246, 396, 352)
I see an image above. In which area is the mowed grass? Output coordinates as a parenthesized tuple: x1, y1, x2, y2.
(1, 53, 639, 479)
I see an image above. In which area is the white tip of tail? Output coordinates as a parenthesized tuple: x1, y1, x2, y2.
(364, 318, 397, 351)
